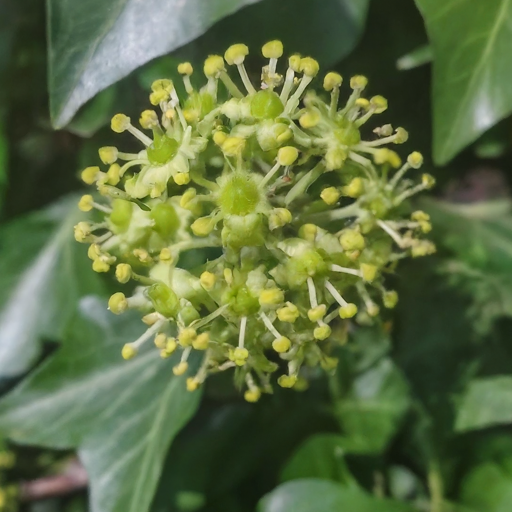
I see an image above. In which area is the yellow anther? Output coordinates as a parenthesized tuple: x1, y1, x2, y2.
(229, 346, 249, 366)
(73, 221, 92, 242)
(308, 305, 326, 322)
(109, 292, 127, 315)
(98, 146, 118, 164)
(115, 263, 132, 284)
(259, 288, 285, 306)
(269, 207, 293, 231)
(244, 388, 261, 402)
(323, 72, 342, 91)
(173, 362, 189, 376)
(78, 195, 94, 212)
(272, 336, 291, 353)
(411, 240, 436, 258)
(222, 136, 246, 156)
(277, 302, 300, 323)
(320, 187, 340, 205)
(92, 259, 110, 273)
(407, 151, 424, 169)
(223, 268, 233, 285)
(180, 188, 197, 209)
(299, 57, 319, 77)
(224, 43, 249, 65)
(367, 303, 380, 317)
(422, 174, 436, 188)
(419, 220, 432, 233)
(299, 110, 320, 129)
(122, 344, 137, 360)
(204, 55, 225, 77)
(383, 291, 398, 309)
(341, 178, 364, 199)
(111, 113, 130, 133)
(200, 271, 216, 291)
(321, 356, 339, 371)
(106, 163, 121, 186)
(149, 90, 168, 106)
(186, 377, 200, 391)
(213, 131, 228, 146)
(394, 127, 409, 143)
(179, 327, 197, 347)
(262, 40, 283, 59)
(370, 95, 388, 113)
(183, 109, 199, 123)
(178, 62, 193, 75)
(278, 374, 297, 388)
(133, 248, 152, 263)
(174, 172, 191, 185)
(299, 223, 317, 242)
(139, 110, 159, 129)
(339, 303, 357, 319)
(159, 248, 173, 262)
(360, 263, 378, 282)
(154, 333, 167, 349)
(142, 313, 160, 326)
(81, 166, 100, 185)
(339, 229, 365, 251)
(164, 337, 177, 355)
(288, 54, 302, 72)
(277, 146, 299, 166)
(192, 332, 210, 350)
(355, 98, 370, 109)
(87, 243, 101, 260)
(314, 325, 331, 340)
(350, 75, 368, 90)
(411, 210, 430, 222)
(151, 79, 173, 93)
(191, 217, 215, 237)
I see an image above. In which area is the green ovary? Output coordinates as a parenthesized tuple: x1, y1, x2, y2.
(218, 174, 261, 216)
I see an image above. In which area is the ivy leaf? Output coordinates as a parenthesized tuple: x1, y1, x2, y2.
(0, 297, 201, 512)
(415, 0, 512, 164)
(0, 196, 105, 377)
(258, 479, 415, 512)
(456, 377, 512, 432)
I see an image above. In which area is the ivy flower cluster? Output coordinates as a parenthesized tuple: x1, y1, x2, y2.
(74, 41, 435, 402)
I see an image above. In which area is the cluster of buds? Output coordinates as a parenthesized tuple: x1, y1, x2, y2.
(74, 41, 435, 402)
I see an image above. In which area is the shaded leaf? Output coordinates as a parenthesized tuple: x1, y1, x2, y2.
(456, 376, 512, 432)
(0, 297, 201, 512)
(258, 479, 415, 512)
(415, 0, 512, 163)
(0, 197, 105, 377)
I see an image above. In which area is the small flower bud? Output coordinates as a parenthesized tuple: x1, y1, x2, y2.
(122, 344, 137, 360)
(174, 172, 191, 185)
(139, 110, 159, 129)
(272, 336, 291, 353)
(288, 54, 302, 72)
(191, 217, 215, 237)
(320, 187, 340, 205)
(383, 291, 398, 309)
(367, 303, 380, 317)
(244, 388, 261, 402)
(278, 375, 297, 388)
(115, 263, 132, 284)
(299, 111, 320, 129)
(180, 188, 197, 209)
(106, 164, 121, 186)
(299, 57, 319, 77)
(277, 146, 299, 166)
(74, 222, 92, 242)
(111, 113, 130, 133)
(321, 356, 339, 371)
(81, 166, 100, 185)
(339, 229, 365, 251)
(178, 327, 197, 347)
(394, 127, 409, 144)
(314, 325, 331, 340)
(222, 136, 246, 156)
(370, 95, 388, 113)
(78, 195, 94, 212)
(299, 223, 317, 242)
(177, 62, 193, 75)
(262, 40, 283, 59)
(173, 362, 189, 376)
(224, 44, 249, 65)
(325, 147, 347, 170)
(277, 303, 300, 323)
(87, 244, 101, 260)
(350, 75, 368, 90)
(109, 292, 128, 315)
(411, 240, 436, 258)
(186, 377, 200, 391)
(308, 304, 326, 322)
(192, 332, 210, 350)
(259, 288, 285, 306)
(204, 55, 225, 77)
(200, 271, 216, 291)
(98, 146, 118, 164)
(408, 151, 424, 168)
(411, 210, 430, 222)
(159, 248, 173, 262)
(360, 263, 378, 282)
(342, 177, 364, 198)
(142, 313, 160, 326)
(374, 124, 394, 137)
(92, 259, 110, 273)
(165, 338, 178, 355)
(339, 303, 357, 319)
(154, 333, 167, 349)
(323, 72, 342, 91)
(422, 174, 436, 189)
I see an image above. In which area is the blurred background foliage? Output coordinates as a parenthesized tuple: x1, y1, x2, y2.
(2, 0, 512, 511)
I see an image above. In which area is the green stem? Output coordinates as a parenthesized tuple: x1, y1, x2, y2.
(428, 463, 444, 512)
(302, 202, 361, 224)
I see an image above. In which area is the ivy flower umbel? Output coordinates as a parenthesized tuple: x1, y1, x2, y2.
(75, 41, 435, 402)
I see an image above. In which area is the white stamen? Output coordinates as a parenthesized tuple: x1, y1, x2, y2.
(260, 312, 281, 339)
(330, 264, 362, 277)
(239, 316, 248, 348)
(324, 280, 349, 307)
